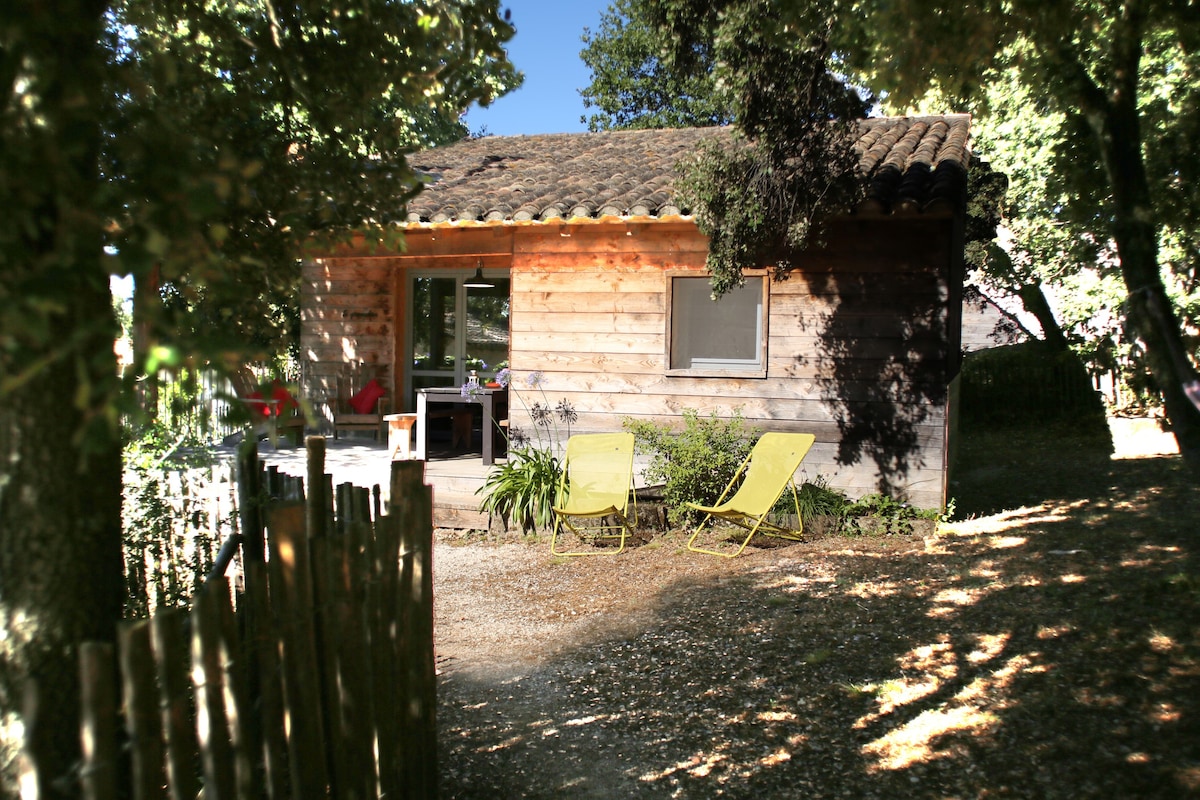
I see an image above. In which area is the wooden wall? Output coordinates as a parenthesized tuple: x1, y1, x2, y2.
(505, 218, 958, 510)
(302, 215, 962, 510)
(300, 257, 394, 427)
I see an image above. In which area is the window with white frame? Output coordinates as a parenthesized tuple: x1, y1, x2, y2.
(667, 275, 767, 376)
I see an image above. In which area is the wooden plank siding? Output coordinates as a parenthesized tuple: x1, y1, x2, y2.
(502, 219, 956, 509)
(300, 258, 395, 427)
(301, 214, 961, 510)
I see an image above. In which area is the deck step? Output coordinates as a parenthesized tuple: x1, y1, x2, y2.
(431, 490, 489, 530)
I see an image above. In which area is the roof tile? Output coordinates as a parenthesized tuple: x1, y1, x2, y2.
(404, 115, 971, 226)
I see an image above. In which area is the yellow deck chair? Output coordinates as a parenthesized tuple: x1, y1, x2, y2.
(686, 432, 816, 557)
(551, 433, 638, 556)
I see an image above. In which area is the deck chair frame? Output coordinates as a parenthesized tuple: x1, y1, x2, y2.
(551, 433, 638, 557)
(686, 432, 816, 558)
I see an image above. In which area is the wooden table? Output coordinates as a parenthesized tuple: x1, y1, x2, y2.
(415, 387, 507, 465)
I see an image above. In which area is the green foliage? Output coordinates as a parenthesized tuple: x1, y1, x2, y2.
(792, 476, 850, 522)
(785, 476, 945, 536)
(961, 342, 1112, 450)
(122, 420, 226, 617)
(624, 408, 758, 526)
(477, 446, 563, 534)
(663, 0, 869, 296)
(579, 0, 732, 131)
(840, 492, 942, 536)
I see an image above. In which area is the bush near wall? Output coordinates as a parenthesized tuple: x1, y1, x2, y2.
(960, 342, 1111, 447)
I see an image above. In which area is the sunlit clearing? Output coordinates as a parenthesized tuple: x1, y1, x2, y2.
(1037, 623, 1075, 639)
(768, 574, 836, 594)
(485, 735, 524, 753)
(943, 505, 1060, 536)
(564, 715, 600, 726)
(756, 710, 798, 723)
(758, 749, 791, 767)
(1150, 702, 1181, 724)
(855, 677, 942, 728)
(863, 705, 999, 771)
(928, 584, 995, 617)
(1148, 630, 1178, 654)
(989, 535, 1028, 549)
(966, 632, 1011, 663)
(640, 751, 728, 782)
(899, 641, 957, 678)
(1059, 573, 1086, 584)
(863, 652, 1038, 772)
(848, 580, 905, 599)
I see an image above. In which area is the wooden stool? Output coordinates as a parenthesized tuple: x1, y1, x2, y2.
(383, 413, 418, 460)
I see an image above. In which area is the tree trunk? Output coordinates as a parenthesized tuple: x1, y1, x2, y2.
(1067, 8, 1200, 469)
(0, 2, 125, 795)
(1017, 281, 1070, 352)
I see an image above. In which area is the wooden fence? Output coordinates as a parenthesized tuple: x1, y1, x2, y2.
(76, 437, 437, 799)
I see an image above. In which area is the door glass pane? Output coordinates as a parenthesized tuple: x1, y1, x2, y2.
(466, 278, 511, 382)
(412, 276, 458, 383)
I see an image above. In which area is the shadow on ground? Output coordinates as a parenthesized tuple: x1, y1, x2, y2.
(438, 430, 1199, 799)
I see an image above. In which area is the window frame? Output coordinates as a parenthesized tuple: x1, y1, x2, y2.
(665, 271, 769, 379)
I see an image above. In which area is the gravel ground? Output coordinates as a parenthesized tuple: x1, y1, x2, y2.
(432, 426, 1198, 799)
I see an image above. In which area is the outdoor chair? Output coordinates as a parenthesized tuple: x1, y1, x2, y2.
(550, 432, 638, 557)
(686, 432, 816, 558)
(333, 369, 389, 440)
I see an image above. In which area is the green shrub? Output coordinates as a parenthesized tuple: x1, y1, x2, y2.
(961, 342, 1109, 433)
(477, 445, 563, 534)
(624, 409, 758, 527)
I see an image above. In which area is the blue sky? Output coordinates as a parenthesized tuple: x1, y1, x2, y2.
(463, 0, 614, 136)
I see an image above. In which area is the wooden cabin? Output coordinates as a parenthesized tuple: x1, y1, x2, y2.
(301, 116, 974, 510)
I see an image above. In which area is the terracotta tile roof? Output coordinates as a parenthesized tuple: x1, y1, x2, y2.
(403, 114, 971, 226)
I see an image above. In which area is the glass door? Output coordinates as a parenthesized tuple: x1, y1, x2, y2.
(407, 271, 510, 409)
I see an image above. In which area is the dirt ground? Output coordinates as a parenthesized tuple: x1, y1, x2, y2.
(433, 421, 1198, 799)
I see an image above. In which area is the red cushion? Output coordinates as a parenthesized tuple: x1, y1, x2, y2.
(245, 391, 272, 418)
(270, 383, 297, 417)
(348, 378, 385, 414)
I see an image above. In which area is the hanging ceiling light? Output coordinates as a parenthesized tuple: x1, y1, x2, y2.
(464, 258, 493, 289)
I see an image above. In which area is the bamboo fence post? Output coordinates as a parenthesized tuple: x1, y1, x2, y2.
(237, 440, 264, 564)
(246, 560, 289, 799)
(309, 536, 345, 797)
(118, 620, 165, 800)
(370, 508, 402, 798)
(336, 482, 354, 534)
(192, 580, 236, 799)
(267, 501, 330, 799)
(214, 577, 259, 798)
(152, 608, 199, 800)
(339, 521, 378, 798)
(306, 436, 327, 541)
(390, 459, 437, 799)
(79, 642, 118, 800)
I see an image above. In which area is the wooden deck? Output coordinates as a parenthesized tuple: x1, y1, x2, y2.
(254, 437, 496, 530)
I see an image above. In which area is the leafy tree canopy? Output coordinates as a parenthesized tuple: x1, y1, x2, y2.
(99, 0, 521, 375)
(0, 1, 517, 793)
(580, 0, 733, 131)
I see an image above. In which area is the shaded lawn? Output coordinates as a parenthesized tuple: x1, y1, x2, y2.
(439, 427, 1199, 799)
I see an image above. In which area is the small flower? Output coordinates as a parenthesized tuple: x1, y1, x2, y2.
(556, 399, 577, 424)
(460, 383, 480, 398)
(526, 370, 545, 388)
(495, 367, 511, 388)
(508, 427, 530, 447)
(530, 402, 552, 427)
